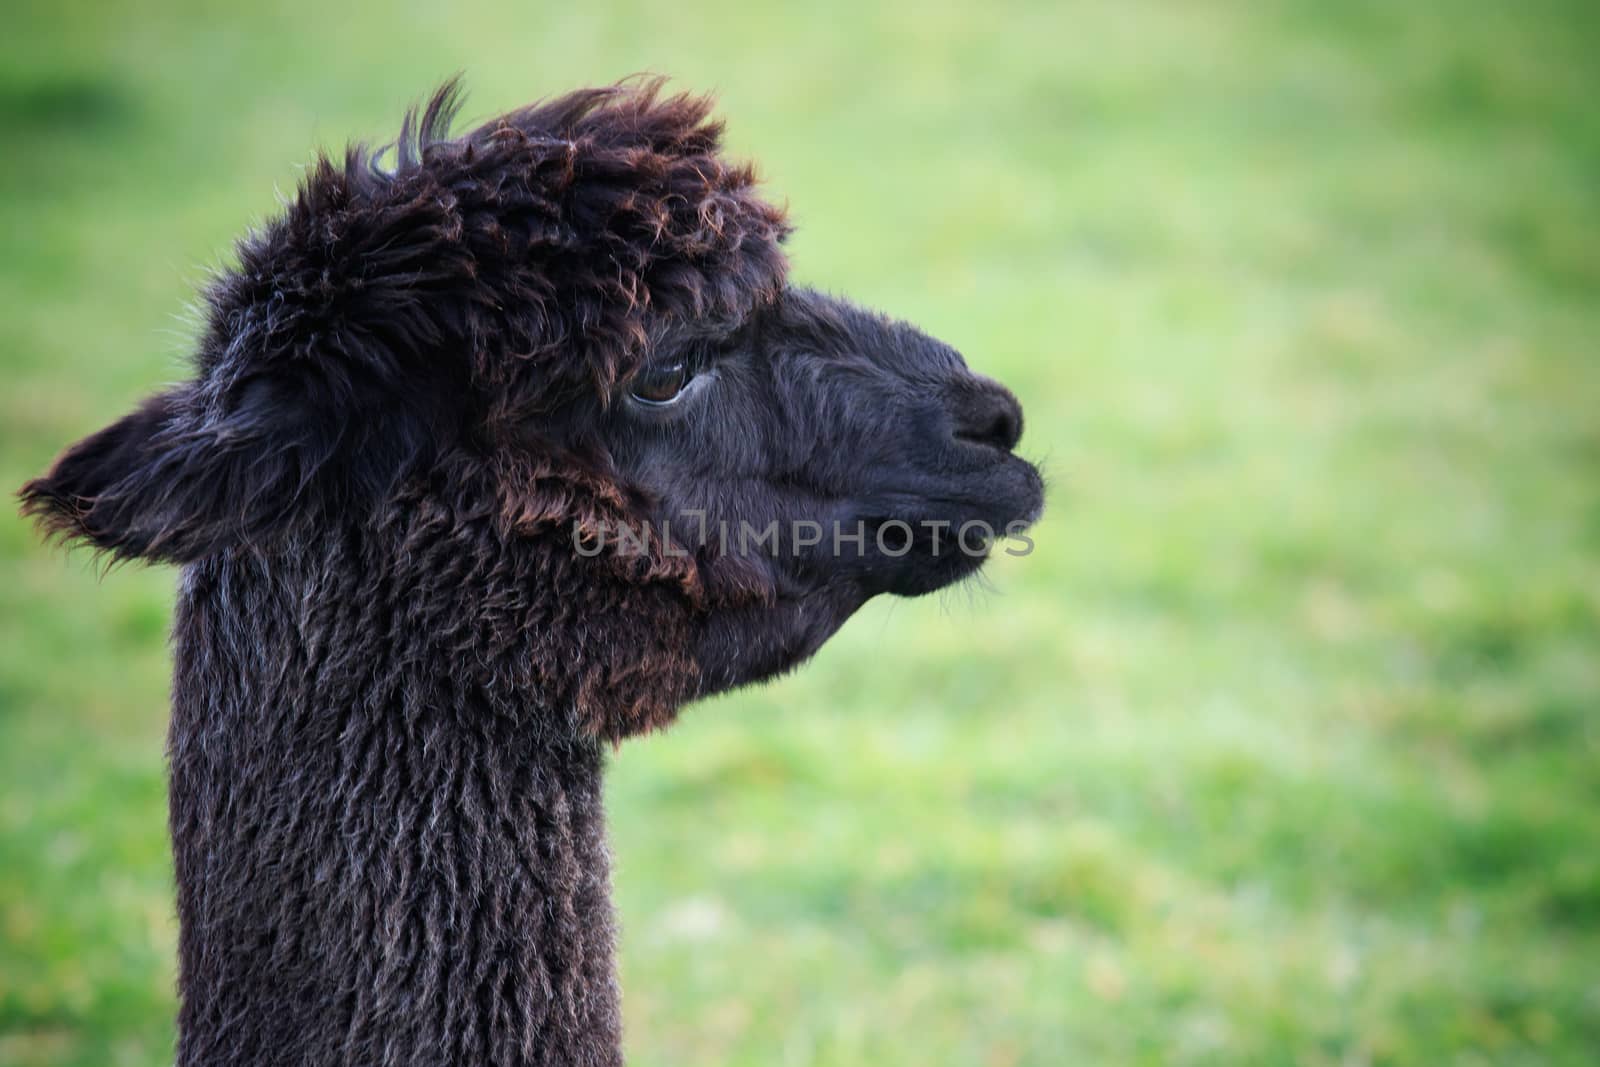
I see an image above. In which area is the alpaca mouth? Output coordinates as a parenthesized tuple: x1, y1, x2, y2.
(914, 452, 1045, 537)
(851, 453, 1044, 597)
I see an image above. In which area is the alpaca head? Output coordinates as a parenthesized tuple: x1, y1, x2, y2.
(20, 80, 1042, 736)
(600, 288, 1043, 692)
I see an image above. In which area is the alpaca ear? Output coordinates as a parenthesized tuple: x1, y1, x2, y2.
(19, 378, 346, 564)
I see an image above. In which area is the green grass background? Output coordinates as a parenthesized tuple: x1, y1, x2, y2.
(2, 1, 1597, 1064)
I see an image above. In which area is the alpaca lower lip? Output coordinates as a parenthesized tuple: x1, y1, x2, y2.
(1009, 480, 1046, 529)
(844, 472, 1042, 572)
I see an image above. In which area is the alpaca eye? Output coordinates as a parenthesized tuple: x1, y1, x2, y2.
(629, 361, 693, 406)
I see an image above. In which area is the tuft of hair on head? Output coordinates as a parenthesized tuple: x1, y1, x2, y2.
(19, 78, 793, 566)
(385, 75, 468, 174)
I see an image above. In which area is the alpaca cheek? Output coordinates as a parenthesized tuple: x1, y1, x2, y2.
(572, 601, 701, 742)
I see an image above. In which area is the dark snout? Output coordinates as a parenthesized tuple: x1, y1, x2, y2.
(950, 379, 1024, 454)
(838, 366, 1042, 595)
(849, 366, 1040, 597)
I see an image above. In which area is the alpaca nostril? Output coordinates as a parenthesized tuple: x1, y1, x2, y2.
(953, 387, 1024, 453)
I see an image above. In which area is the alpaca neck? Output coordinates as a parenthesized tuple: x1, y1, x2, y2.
(167, 553, 625, 1067)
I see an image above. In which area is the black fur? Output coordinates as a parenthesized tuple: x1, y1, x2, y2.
(20, 80, 1042, 1065)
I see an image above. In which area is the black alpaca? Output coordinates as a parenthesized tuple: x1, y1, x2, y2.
(21, 80, 1043, 1066)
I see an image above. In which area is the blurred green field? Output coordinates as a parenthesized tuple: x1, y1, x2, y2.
(2, 1, 1598, 1064)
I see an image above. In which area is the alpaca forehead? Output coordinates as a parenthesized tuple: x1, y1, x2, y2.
(764, 288, 968, 378)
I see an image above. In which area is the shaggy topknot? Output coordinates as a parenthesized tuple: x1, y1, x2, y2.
(24, 79, 790, 565)
(212, 77, 790, 399)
